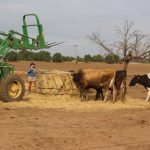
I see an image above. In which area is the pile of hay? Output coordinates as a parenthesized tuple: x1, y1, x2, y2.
(37, 70, 79, 95)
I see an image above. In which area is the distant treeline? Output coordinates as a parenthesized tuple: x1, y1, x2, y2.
(5, 50, 120, 64)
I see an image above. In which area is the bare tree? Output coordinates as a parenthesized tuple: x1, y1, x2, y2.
(88, 32, 118, 59)
(115, 20, 137, 58)
(132, 32, 150, 59)
(88, 20, 150, 60)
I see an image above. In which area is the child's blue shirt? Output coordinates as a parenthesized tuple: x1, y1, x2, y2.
(27, 68, 37, 77)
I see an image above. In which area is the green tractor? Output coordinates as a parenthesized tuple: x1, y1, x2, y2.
(0, 14, 61, 102)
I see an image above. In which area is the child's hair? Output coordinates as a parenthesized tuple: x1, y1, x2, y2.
(30, 62, 35, 67)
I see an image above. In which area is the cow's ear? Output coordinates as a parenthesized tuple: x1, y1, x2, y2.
(71, 73, 75, 76)
(137, 75, 141, 79)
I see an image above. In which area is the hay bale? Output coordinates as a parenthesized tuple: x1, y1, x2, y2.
(37, 70, 79, 95)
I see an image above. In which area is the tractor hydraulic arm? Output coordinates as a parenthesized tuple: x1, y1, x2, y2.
(0, 14, 64, 60)
(0, 32, 11, 59)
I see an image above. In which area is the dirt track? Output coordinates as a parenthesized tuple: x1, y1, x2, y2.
(0, 61, 150, 150)
(1, 107, 150, 150)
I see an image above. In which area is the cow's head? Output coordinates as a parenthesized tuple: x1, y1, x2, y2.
(71, 69, 83, 82)
(129, 75, 141, 86)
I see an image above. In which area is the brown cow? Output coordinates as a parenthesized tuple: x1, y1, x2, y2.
(72, 69, 115, 102)
(72, 52, 131, 102)
(72, 69, 127, 102)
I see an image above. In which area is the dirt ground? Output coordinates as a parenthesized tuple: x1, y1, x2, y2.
(1, 61, 150, 150)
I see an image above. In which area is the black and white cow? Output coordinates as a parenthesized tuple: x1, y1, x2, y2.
(129, 74, 150, 102)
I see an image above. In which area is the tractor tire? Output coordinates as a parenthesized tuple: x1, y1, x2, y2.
(0, 75, 25, 102)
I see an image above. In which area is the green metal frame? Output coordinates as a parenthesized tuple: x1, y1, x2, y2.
(22, 14, 46, 49)
(0, 62, 14, 79)
(0, 14, 48, 51)
(0, 14, 64, 79)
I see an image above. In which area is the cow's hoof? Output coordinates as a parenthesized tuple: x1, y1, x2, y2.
(81, 99, 85, 102)
(121, 99, 126, 103)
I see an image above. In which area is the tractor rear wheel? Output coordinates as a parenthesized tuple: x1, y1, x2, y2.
(0, 75, 25, 102)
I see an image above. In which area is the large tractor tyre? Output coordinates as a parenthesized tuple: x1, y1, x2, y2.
(0, 75, 25, 102)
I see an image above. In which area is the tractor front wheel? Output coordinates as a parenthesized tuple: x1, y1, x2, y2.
(0, 75, 25, 102)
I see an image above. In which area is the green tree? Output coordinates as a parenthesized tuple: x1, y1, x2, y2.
(84, 54, 92, 62)
(63, 56, 74, 61)
(17, 50, 51, 61)
(5, 51, 18, 61)
(36, 51, 51, 61)
(77, 56, 84, 62)
(105, 54, 120, 64)
(52, 53, 62, 62)
(92, 54, 104, 62)
(18, 50, 33, 60)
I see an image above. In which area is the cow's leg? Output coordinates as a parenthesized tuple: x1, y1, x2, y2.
(80, 82, 88, 101)
(81, 88, 89, 101)
(95, 89, 103, 100)
(80, 88, 86, 101)
(121, 83, 126, 101)
(112, 86, 116, 103)
(101, 89, 104, 100)
(95, 89, 100, 100)
(84, 89, 89, 101)
(95, 90, 99, 100)
(80, 89, 84, 101)
(103, 90, 109, 102)
(145, 88, 150, 102)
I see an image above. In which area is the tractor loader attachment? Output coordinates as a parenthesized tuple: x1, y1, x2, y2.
(0, 14, 62, 102)
(0, 14, 62, 52)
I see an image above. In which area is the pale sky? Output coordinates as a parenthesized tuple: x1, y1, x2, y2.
(0, 0, 150, 56)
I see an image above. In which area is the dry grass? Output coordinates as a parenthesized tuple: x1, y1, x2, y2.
(1, 61, 149, 111)
(1, 62, 150, 150)
(1, 93, 150, 111)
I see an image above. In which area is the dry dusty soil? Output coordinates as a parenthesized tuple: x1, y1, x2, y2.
(0, 61, 150, 150)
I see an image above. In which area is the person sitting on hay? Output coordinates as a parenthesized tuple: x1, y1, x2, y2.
(27, 62, 37, 92)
